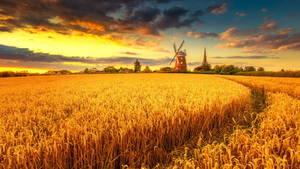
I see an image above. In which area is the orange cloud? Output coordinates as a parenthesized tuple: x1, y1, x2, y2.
(70, 21, 105, 32)
(236, 12, 246, 17)
(187, 31, 218, 39)
(0, 15, 14, 20)
(261, 22, 277, 32)
(220, 27, 238, 40)
(207, 3, 227, 14)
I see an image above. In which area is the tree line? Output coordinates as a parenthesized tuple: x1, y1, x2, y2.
(1, 65, 300, 77)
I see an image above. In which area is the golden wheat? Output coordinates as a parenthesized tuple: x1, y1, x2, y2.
(172, 91, 300, 168)
(223, 75, 300, 99)
(0, 74, 250, 168)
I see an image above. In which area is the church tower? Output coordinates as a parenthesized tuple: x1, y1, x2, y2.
(202, 48, 208, 66)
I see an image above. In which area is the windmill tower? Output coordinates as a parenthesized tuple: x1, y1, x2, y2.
(169, 40, 187, 72)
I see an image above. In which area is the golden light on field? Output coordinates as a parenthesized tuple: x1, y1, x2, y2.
(171, 75, 300, 168)
(223, 75, 300, 99)
(0, 74, 250, 168)
(173, 92, 300, 168)
(0, 74, 299, 168)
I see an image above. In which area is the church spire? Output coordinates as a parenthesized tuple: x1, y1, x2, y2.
(202, 48, 208, 65)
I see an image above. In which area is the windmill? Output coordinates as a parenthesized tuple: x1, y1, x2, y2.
(169, 40, 187, 72)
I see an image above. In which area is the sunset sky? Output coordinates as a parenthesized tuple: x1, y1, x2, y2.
(0, 0, 300, 72)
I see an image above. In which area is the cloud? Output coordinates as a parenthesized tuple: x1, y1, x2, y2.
(261, 21, 277, 32)
(0, 44, 171, 67)
(0, 26, 13, 32)
(0, 0, 202, 40)
(156, 6, 203, 30)
(263, 15, 272, 23)
(206, 3, 227, 14)
(128, 7, 160, 23)
(220, 27, 257, 41)
(217, 26, 300, 53)
(236, 12, 246, 17)
(212, 56, 279, 59)
(108, 57, 170, 66)
(187, 62, 201, 66)
(120, 52, 139, 55)
(261, 8, 268, 13)
(278, 28, 292, 35)
(187, 31, 219, 39)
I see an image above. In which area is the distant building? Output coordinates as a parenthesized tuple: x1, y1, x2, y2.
(134, 59, 141, 72)
(201, 48, 208, 66)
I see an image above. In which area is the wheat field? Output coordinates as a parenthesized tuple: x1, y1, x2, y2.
(223, 75, 300, 99)
(172, 92, 300, 169)
(171, 76, 300, 169)
(0, 74, 250, 168)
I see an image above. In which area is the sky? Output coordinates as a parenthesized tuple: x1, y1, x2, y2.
(0, 0, 300, 73)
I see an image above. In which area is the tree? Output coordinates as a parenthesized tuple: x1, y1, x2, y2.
(213, 65, 222, 73)
(257, 67, 265, 71)
(134, 59, 141, 72)
(84, 68, 89, 74)
(59, 70, 72, 74)
(244, 66, 256, 72)
(220, 65, 241, 75)
(143, 66, 152, 73)
(194, 64, 212, 72)
(159, 67, 172, 72)
(119, 67, 133, 73)
(103, 66, 118, 73)
(0, 71, 14, 77)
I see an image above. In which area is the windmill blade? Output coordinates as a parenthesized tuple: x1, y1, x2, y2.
(177, 40, 185, 52)
(169, 54, 177, 65)
(173, 43, 177, 53)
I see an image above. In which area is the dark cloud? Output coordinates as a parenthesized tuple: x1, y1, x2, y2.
(0, 44, 170, 66)
(156, 6, 203, 30)
(0, 44, 92, 63)
(129, 7, 160, 23)
(0, 26, 13, 32)
(187, 62, 201, 66)
(191, 10, 205, 18)
(206, 3, 227, 14)
(187, 31, 219, 39)
(218, 26, 300, 52)
(0, 0, 202, 38)
(0, 58, 97, 71)
(212, 56, 279, 59)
